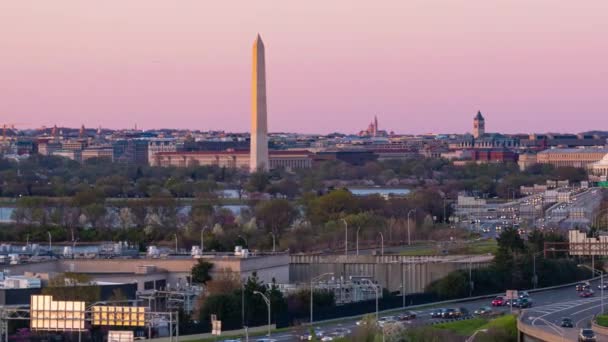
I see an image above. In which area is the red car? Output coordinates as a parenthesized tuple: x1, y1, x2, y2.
(491, 296, 506, 306)
(580, 290, 594, 298)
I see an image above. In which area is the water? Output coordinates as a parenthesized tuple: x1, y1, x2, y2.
(0, 207, 14, 222)
(347, 187, 410, 197)
(218, 189, 240, 199)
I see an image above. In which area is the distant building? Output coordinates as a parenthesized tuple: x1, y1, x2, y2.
(37, 140, 61, 156)
(473, 111, 485, 138)
(113, 139, 149, 165)
(314, 150, 378, 165)
(589, 154, 608, 178)
(536, 147, 608, 168)
(521, 133, 606, 150)
(452, 149, 518, 165)
(152, 150, 312, 170)
(61, 140, 87, 151)
(147, 138, 178, 163)
(450, 111, 519, 149)
(82, 146, 114, 162)
(518, 152, 537, 171)
(359, 116, 388, 137)
(52, 149, 82, 162)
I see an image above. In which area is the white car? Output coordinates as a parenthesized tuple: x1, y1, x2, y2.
(377, 316, 397, 328)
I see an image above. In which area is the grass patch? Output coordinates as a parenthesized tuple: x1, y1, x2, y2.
(432, 314, 516, 337)
(597, 314, 608, 327)
(484, 314, 516, 330)
(433, 318, 488, 335)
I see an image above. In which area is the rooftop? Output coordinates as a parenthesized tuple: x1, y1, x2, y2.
(538, 147, 608, 154)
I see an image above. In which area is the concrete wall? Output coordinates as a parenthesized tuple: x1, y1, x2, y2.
(290, 254, 491, 293)
(3, 254, 290, 288)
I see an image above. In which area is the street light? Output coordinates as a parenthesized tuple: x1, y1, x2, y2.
(356, 226, 362, 256)
(47, 231, 52, 254)
(360, 278, 379, 321)
(531, 316, 565, 341)
(342, 219, 348, 257)
(578, 264, 604, 314)
(201, 226, 208, 253)
(532, 251, 543, 289)
(465, 328, 488, 342)
(253, 291, 271, 337)
(407, 209, 416, 246)
(377, 232, 384, 256)
(270, 232, 276, 253)
(174, 233, 178, 254)
(310, 272, 334, 324)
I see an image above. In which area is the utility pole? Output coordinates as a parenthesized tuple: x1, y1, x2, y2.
(341, 219, 348, 257)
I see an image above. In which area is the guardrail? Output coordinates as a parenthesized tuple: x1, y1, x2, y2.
(306, 275, 602, 327)
(156, 275, 601, 341)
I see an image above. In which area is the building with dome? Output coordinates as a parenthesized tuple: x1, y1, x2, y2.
(589, 153, 608, 178)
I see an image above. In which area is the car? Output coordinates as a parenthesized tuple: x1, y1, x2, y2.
(320, 337, 334, 342)
(430, 308, 447, 318)
(576, 282, 591, 291)
(560, 318, 574, 328)
(256, 339, 278, 342)
(514, 298, 533, 308)
(598, 283, 608, 290)
(580, 290, 594, 298)
(491, 296, 506, 306)
(453, 307, 469, 318)
(474, 306, 493, 316)
(441, 308, 457, 319)
(579, 328, 596, 341)
(377, 316, 397, 327)
(397, 311, 416, 321)
(355, 318, 371, 326)
(331, 328, 351, 338)
(300, 327, 324, 340)
(518, 291, 530, 298)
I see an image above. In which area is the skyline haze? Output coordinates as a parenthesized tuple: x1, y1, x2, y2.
(2, 1, 608, 134)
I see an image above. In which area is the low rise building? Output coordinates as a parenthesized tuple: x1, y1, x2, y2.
(152, 150, 313, 170)
(82, 146, 114, 162)
(536, 147, 608, 168)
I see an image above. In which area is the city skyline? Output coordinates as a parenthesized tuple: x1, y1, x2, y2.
(2, 1, 608, 134)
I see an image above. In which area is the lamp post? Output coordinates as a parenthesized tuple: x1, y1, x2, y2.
(201, 226, 208, 253)
(361, 279, 379, 321)
(47, 231, 52, 254)
(270, 232, 276, 253)
(356, 226, 362, 256)
(407, 209, 416, 246)
(174, 233, 178, 254)
(378, 232, 384, 256)
(341, 219, 348, 257)
(532, 316, 565, 342)
(578, 264, 604, 314)
(465, 329, 488, 342)
(310, 272, 334, 324)
(532, 251, 543, 289)
(253, 291, 271, 337)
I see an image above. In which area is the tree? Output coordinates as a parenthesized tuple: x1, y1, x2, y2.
(255, 199, 298, 238)
(246, 171, 270, 193)
(191, 260, 214, 285)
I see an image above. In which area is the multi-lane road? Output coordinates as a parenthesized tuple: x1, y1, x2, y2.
(244, 278, 608, 341)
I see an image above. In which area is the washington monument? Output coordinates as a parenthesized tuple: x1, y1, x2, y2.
(250, 34, 269, 172)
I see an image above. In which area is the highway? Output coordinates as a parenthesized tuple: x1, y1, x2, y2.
(236, 278, 608, 341)
(522, 277, 608, 341)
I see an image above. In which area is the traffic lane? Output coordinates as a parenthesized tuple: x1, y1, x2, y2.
(525, 294, 608, 341)
(279, 279, 599, 341)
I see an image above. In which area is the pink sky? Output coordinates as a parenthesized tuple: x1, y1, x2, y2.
(2, 1, 608, 134)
